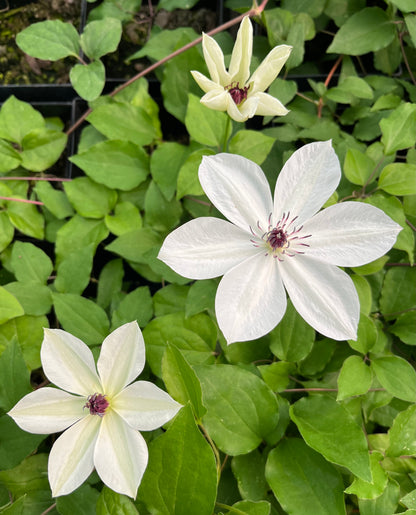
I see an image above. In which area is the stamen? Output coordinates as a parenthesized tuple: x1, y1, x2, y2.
(84, 393, 109, 417)
(225, 81, 250, 105)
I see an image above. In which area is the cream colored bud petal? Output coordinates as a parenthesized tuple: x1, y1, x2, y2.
(226, 96, 251, 122)
(252, 92, 289, 116)
(229, 16, 253, 85)
(200, 88, 229, 112)
(202, 32, 230, 85)
(237, 95, 260, 120)
(250, 45, 292, 93)
(191, 70, 220, 94)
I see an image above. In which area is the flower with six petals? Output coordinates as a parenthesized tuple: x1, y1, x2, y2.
(191, 16, 292, 122)
(8, 322, 181, 498)
(158, 141, 402, 344)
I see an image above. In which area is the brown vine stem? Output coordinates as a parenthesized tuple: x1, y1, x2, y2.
(40, 503, 56, 515)
(0, 196, 43, 205)
(66, 0, 270, 136)
(399, 30, 416, 86)
(317, 54, 343, 118)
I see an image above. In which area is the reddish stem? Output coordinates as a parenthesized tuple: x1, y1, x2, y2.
(317, 55, 343, 118)
(0, 196, 43, 205)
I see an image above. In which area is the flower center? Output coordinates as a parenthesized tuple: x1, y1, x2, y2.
(84, 393, 109, 417)
(225, 82, 249, 105)
(250, 212, 312, 261)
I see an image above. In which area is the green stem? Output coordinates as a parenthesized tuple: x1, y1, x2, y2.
(222, 116, 232, 152)
(215, 502, 248, 515)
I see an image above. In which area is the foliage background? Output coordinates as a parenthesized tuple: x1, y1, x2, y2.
(0, 0, 415, 514)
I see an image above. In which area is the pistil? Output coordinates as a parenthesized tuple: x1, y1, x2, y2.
(84, 393, 109, 417)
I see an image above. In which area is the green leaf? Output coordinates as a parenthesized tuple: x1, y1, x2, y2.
(138, 405, 217, 515)
(231, 450, 268, 502)
(327, 8, 396, 55)
(11, 241, 53, 284)
(371, 356, 416, 402)
(0, 287, 24, 325)
(154, 285, 189, 317)
(378, 163, 416, 195)
(351, 274, 372, 315)
(0, 212, 14, 252)
(228, 130, 275, 165)
(228, 500, 271, 515)
(56, 483, 100, 515)
(0, 340, 31, 411)
(80, 18, 122, 60)
(185, 279, 216, 317)
(162, 343, 206, 420)
(380, 103, 416, 154)
(7, 199, 44, 240)
(387, 404, 416, 457)
(298, 338, 336, 376)
(380, 266, 416, 315)
(105, 201, 142, 236)
(34, 181, 74, 220)
(258, 361, 295, 392)
(0, 419, 46, 472)
(269, 299, 315, 362)
(195, 364, 279, 455)
(0, 96, 44, 144)
(150, 142, 189, 201)
(348, 314, 378, 354)
(64, 177, 117, 218)
(389, 0, 416, 13)
(0, 140, 21, 172)
(337, 355, 372, 401)
(96, 487, 138, 515)
(20, 128, 67, 172)
(389, 312, 416, 346)
(16, 20, 80, 60)
(96, 259, 124, 310)
(70, 60, 105, 102)
(358, 479, 400, 515)
(405, 14, 416, 47)
(176, 149, 215, 199)
(144, 181, 182, 232)
(3, 282, 52, 316)
(111, 286, 153, 329)
(290, 395, 372, 481)
(157, 0, 199, 10)
(344, 148, 375, 186)
(266, 438, 346, 515)
(105, 227, 161, 263)
(54, 245, 94, 295)
(185, 94, 231, 148)
(70, 140, 149, 190)
(345, 451, 388, 499)
(52, 293, 110, 346)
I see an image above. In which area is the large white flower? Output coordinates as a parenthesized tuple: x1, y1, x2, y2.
(191, 16, 292, 122)
(8, 322, 181, 498)
(158, 142, 402, 344)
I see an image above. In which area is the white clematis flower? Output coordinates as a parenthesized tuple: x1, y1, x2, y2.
(158, 141, 402, 344)
(8, 322, 181, 498)
(191, 16, 292, 122)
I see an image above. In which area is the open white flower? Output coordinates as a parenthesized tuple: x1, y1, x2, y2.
(158, 142, 402, 344)
(8, 322, 181, 498)
(191, 16, 292, 122)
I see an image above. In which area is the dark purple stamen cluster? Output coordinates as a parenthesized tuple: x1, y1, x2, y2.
(84, 393, 109, 417)
(267, 228, 288, 249)
(226, 82, 249, 105)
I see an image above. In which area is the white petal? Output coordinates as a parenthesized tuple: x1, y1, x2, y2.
(273, 141, 341, 226)
(41, 329, 101, 396)
(280, 256, 359, 340)
(216, 252, 287, 343)
(200, 88, 229, 111)
(199, 153, 273, 231)
(249, 45, 292, 93)
(49, 415, 101, 497)
(252, 92, 289, 116)
(112, 381, 182, 430)
(158, 217, 257, 279)
(302, 202, 402, 266)
(201, 33, 230, 86)
(94, 410, 148, 498)
(97, 322, 145, 396)
(190, 70, 220, 94)
(8, 387, 85, 434)
(233, 95, 259, 121)
(229, 16, 252, 85)
(225, 96, 253, 122)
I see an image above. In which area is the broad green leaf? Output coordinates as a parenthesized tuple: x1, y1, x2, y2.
(327, 8, 396, 55)
(34, 181, 74, 220)
(162, 343, 206, 420)
(64, 177, 117, 218)
(268, 79, 297, 106)
(138, 405, 217, 515)
(344, 148, 375, 186)
(351, 274, 372, 315)
(105, 201, 142, 236)
(0, 315, 48, 370)
(390, 312, 416, 346)
(0, 287, 24, 325)
(351, 256, 389, 276)
(380, 266, 416, 315)
(20, 129, 67, 172)
(0, 96, 44, 144)
(337, 355, 372, 401)
(298, 338, 337, 376)
(176, 149, 216, 199)
(227, 500, 271, 515)
(286, 13, 315, 69)
(154, 285, 189, 316)
(348, 314, 378, 354)
(157, 0, 199, 10)
(54, 245, 94, 295)
(266, 438, 346, 515)
(389, 0, 416, 13)
(87, 102, 157, 146)
(228, 130, 275, 165)
(70, 140, 149, 190)
(0, 340, 31, 411)
(379, 163, 416, 195)
(185, 279, 216, 318)
(358, 479, 400, 515)
(3, 282, 52, 316)
(96, 487, 138, 515)
(232, 450, 268, 502)
(258, 361, 296, 392)
(282, 0, 326, 17)
(380, 103, 416, 154)
(129, 27, 198, 62)
(144, 181, 182, 232)
(269, 299, 315, 362)
(387, 405, 416, 457)
(185, 94, 231, 148)
(105, 227, 161, 263)
(11, 241, 53, 284)
(96, 259, 124, 310)
(195, 364, 279, 455)
(52, 293, 109, 346)
(7, 199, 44, 240)
(88, 0, 141, 23)
(405, 14, 416, 47)
(371, 356, 416, 402)
(111, 286, 153, 329)
(345, 451, 388, 499)
(16, 20, 80, 60)
(70, 60, 105, 101)
(0, 419, 46, 472)
(0, 140, 21, 172)
(150, 142, 189, 201)
(290, 395, 371, 481)
(56, 483, 100, 515)
(80, 18, 122, 60)
(0, 212, 14, 253)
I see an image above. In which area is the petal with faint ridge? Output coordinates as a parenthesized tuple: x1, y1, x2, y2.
(253, 92, 289, 116)
(229, 16, 252, 85)
(200, 88, 229, 111)
(201, 33, 230, 86)
(190, 70, 220, 94)
(250, 45, 292, 93)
